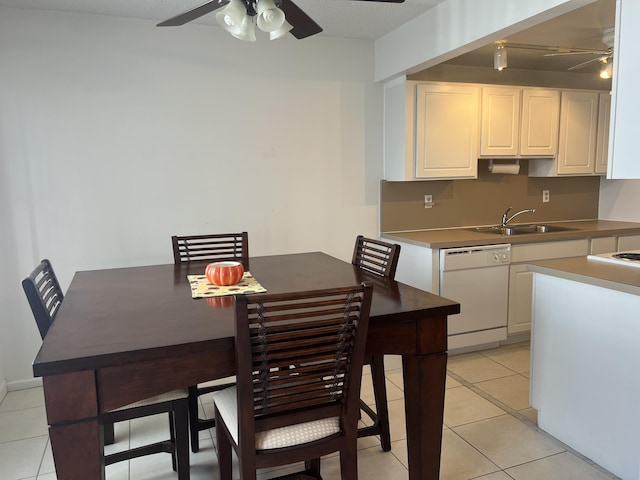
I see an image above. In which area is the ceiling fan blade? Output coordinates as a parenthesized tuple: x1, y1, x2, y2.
(157, 0, 222, 27)
(544, 50, 610, 57)
(568, 56, 608, 71)
(280, 0, 323, 39)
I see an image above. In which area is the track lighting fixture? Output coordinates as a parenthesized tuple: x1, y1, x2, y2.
(599, 57, 613, 79)
(494, 44, 507, 71)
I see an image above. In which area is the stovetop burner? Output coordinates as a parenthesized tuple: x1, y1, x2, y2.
(613, 253, 640, 261)
(587, 250, 640, 268)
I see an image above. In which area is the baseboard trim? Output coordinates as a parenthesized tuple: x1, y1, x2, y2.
(7, 377, 43, 391)
(0, 380, 7, 404)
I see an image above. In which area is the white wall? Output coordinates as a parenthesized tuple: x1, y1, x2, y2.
(599, 179, 640, 221)
(0, 8, 383, 385)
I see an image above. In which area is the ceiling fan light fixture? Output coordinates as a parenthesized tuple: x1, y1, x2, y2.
(215, 0, 246, 32)
(230, 15, 257, 42)
(270, 19, 293, 40)
(494, 44, 507, 71)
(257, 0, 286, 33)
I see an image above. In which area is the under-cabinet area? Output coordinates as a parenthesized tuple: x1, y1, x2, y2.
(382, 224, 640, 351)
(384, 78, 611, 181)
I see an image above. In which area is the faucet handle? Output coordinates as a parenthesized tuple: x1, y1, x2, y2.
(501, 207, 512, 225)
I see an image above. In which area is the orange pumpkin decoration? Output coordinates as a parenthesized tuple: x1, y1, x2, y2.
(205, 261, 244, 286)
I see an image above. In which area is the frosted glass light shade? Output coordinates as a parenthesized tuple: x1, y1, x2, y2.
(230, 15, 256, 42)
(270, 19, 293, 40)
(257, 0, 285, 32)
(215, 0, 246, 33)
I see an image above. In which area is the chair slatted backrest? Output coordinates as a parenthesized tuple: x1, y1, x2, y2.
(234, 284, 373, 436)
(22, 259, 64, 340)
(172, 232, 248, 264)
(352, 235, 400, 279)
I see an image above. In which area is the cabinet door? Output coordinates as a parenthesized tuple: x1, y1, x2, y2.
(480, 87, 520, 156)
(595, 92, 611, 175)
(618, 235, 640, 251)
(415, 83, 479, 179)
(520, 89, 559, 156)
(507, 264, 533, 334)
(557, 91, 599, 175)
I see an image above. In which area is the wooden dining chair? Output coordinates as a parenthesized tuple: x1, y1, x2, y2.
(172, 232, 248, 452)
(351, 235, 401, 452)
(213, 284, 374, 480)
(22, 259, 190, 479)
(171, 232, 248, 264)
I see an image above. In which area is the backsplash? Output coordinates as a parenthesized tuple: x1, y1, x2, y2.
(381, 159, 600, 232)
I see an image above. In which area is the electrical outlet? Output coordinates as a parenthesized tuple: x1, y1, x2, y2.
(542, 190, 550, 203)
(424, 194, 433, 209)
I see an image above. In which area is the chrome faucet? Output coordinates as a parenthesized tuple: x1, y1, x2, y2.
(501, 207, 536, 227)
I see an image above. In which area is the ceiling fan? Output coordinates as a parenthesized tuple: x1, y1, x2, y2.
(157, 0, 406, 40)
(542, 26, 614, 72)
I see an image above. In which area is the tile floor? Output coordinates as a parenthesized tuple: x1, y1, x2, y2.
(0, 342, 620, 480)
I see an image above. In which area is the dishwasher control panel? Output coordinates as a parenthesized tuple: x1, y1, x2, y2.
(440, 244, 511, 271)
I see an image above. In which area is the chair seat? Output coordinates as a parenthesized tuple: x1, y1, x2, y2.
(112, 389, 188, 411)
(214, 386, 340, 450)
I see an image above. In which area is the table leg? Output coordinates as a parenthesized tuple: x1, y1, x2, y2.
(43, 371, 104, 480)
(402, 352, 447, 480)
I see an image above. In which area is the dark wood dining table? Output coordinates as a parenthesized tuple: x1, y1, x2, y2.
(32, 252, 459, 480)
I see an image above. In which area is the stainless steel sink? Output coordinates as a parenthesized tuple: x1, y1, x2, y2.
(470, 224, 576, 236)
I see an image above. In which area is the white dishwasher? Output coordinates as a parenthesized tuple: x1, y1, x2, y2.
(439, 244, 511, 350)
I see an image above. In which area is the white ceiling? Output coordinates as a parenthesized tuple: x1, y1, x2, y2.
(0, 0, 447, 40)
(0, 0, 616, 74)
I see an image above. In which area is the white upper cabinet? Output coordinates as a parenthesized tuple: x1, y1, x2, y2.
(557, 90, 599, 175)
(595, 92, 611, 175)
(480, 87, 520, 157)
(415, 83, 480, 179)
(480, 87, 559, 158)
(520, 89, 560, 157)
(529, 90, 600, 177)
(383, 79, 480, 181)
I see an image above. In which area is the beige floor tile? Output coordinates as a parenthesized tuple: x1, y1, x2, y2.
(385, 370, 404, 391)
(454, 415, 565, 469)
(388, 438, 408, 468)
(482, 347, 531, 374)
(318, 444, 408, 480)
(0, 406, 48, 443)
(440, 429, 500, 480)
(447, 355, 517, 383)
(519, 407, 538, 425)
(385, 398, 407, 442)
(475, 472, 514, 479)
(505, 451, 616, 480)
(37, 474, 57, 480)
(443, 386, 506, 428)
(0, 387, 45, 413)
(475, 374, 531, 410)
(446, 375, 461, 389)
(384, 355, 403, 372)
(360, 370, 404, 405)
(38, 440, 55, 475)
(0, 436, 48, 480)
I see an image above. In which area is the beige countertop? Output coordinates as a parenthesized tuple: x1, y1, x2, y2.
(528, 256, 640, 296)
(381, 220, 640, 249)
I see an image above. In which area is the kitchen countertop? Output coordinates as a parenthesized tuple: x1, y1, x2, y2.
(528, 256, 640, 296)
(381, 220, 640, 249)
